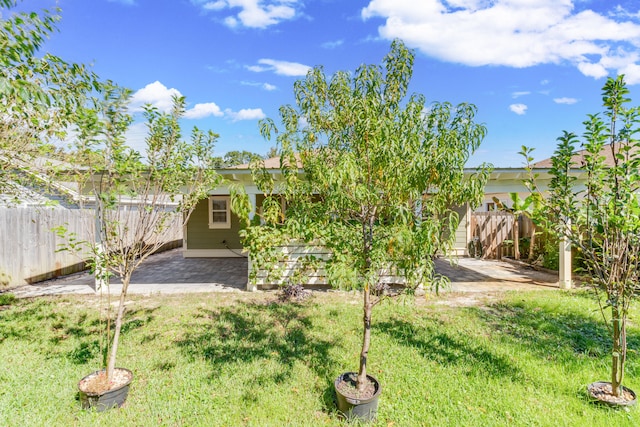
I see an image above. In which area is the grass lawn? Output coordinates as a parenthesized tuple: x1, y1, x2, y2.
(0, 288, 638, 426)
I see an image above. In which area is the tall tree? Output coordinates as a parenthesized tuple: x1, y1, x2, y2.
(235, 40, 490, 393)
(60, 83, 222, 385)
(523, 75, 640, 400)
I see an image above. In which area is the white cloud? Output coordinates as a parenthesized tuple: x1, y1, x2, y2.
(194, 0, 299, 29)
(225, 108, 266, 121)
(510, 103, 528, 115)
(203, 1, 226, 10)
(362, 0, 640, 83)
(619, 63, 640, 85)
(130, 81, 263, 123)
(554, 97, 578, 105)
(263, 83, 277, 91)
(130, 81, 182, 113)
(247, 58, 311, 76)
(184, 102, 224, 119)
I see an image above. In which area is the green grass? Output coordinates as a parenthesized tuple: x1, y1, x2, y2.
(0, 289, 638, 426)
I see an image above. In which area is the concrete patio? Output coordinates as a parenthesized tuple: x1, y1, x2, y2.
(9, 248, 560, 298)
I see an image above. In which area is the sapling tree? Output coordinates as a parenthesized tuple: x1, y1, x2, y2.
(234, 40, 490, 392)
(62, 82, 222, 385)
(522, 75, 640, 400)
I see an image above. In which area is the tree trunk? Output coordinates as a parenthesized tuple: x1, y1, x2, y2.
(106, 276, 129, 382)
(357, 216, 374, 391)
(357, 287, 372, 391)
(611, 305, 625, 397)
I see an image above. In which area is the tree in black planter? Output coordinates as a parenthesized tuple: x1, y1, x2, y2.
(233, 40, 491, 420)
(58, 83, 222, 410)
(522, 75, 640, 405)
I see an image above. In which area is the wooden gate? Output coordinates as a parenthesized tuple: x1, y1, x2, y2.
(470, 211, 514, 259)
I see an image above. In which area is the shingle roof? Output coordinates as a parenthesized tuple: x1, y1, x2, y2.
(532, 142, 637, 168)
(228, 153, 303, 170)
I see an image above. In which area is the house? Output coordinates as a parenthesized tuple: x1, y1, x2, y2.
(185, 144, 623, 291)
(182, 157, 534, 289)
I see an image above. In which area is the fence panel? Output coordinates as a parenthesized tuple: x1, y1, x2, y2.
(0, 207, 181, 287)
(470, 211, 514, 259)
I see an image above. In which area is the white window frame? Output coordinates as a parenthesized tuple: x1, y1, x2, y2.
(208, 196, 231, 229)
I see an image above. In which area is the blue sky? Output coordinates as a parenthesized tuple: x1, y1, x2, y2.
(15, 0, 640, 167)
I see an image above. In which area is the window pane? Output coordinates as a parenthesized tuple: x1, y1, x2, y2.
(212, 200, 227, 211)
(212, 212, 227, 223)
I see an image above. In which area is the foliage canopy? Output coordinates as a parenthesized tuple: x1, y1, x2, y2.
(234, 39, 491, 391)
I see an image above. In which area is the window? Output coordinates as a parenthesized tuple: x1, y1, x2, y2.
(208, 196, 231, 229)
(486, 202, 496, 211)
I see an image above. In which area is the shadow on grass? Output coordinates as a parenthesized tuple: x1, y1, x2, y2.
(377, 316, 524, 381)
(64, 306, 158, 364)
(473, 299, 640, 366)
(175, 300, 340, 410)
(1, 296, 159, 366)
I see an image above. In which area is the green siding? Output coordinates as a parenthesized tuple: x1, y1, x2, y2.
(186, 198, 243, 250)
(453, 204, 468, 250)
(441, 204, 468, 252)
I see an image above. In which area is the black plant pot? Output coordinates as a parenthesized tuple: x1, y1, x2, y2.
(78, 368, 133, 412)
(587, 381, 637, 408)
(334, 372, 381, 421)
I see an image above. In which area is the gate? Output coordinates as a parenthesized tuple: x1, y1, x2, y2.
(470, 211, 514, 259)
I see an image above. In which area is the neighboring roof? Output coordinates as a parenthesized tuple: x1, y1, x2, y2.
(532, 142, 637, 168)
(228, 153, 303, 170)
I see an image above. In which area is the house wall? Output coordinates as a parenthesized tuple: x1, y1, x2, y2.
(451, 204, 469, 256)
(183, 197, 245, 257)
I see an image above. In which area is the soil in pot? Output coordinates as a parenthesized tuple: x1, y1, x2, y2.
(334, 372, 381, 421)
(588, 381, 637, 407)
(78, 368, 133, 411)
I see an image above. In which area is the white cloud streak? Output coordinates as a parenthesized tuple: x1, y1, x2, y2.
(554, 97, 578, 105)
(512, 91, 530, 98)
(510, 103, 528, 115)
(362, 0, 640, 84)
(194, 0, 299, 29)
(247, 58, 311, 76)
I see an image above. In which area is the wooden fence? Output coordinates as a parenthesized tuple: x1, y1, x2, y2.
(470, 212, 534, 259)
(0, 207, 182, 287)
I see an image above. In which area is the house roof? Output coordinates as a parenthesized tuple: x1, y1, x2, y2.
(227, 153, 303, 170)
(532, 142, 637, 168)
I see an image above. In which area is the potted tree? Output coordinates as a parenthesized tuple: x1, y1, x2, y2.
(522, 75, 639, 406)
(233, 40, 490, 421)
(57, 83, 222, 411)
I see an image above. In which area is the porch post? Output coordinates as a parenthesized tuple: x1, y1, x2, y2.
(558, 234, 572, 289)
(246, 254, 257, 292)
